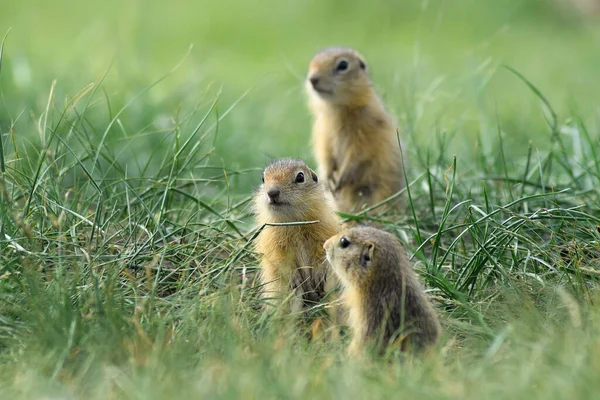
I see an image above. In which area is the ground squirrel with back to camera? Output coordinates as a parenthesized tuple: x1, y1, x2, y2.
(324, 226, 441, 355)
(254, 158, 341, 314)
(307, 47, 406, 213)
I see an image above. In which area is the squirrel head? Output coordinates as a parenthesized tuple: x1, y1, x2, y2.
(254, 158, 328, 223)
(324, 226, 402, 289)
(306, 47, 372, 108)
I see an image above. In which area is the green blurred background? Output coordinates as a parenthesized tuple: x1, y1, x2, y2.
(1, 0, 599, 192)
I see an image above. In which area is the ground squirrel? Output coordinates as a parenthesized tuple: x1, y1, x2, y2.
(306, 47, 406, 213)
(324, 226, 441, 355)
(254, 158, 341, 314)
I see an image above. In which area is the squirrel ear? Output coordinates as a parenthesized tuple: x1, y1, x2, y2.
(359, 59, 366, 70)
(360, 242, 375, 268)
(310, 169, 318, 183)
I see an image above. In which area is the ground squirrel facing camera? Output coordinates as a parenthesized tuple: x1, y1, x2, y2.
(254, 158, 341, 314)
(307, 47, 405, 213)
(324, 226, 441, 355)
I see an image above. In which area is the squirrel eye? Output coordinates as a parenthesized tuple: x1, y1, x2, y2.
(262, 175, 265, 184)
(340, 237, 350, 248)
(336, 60, 349, 72)
(295, 172, 305, 183)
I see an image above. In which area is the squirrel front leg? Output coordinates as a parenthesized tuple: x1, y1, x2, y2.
(313, 129, 338, 192)
(334, 156, 368, 193)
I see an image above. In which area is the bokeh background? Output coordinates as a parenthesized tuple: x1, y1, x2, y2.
(1, 0, 599, 193)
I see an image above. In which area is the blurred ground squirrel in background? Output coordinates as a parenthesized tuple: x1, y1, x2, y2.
(254, 158, 341, 315)
(306, 47, 406, 214)
(324, 226, 441, 356)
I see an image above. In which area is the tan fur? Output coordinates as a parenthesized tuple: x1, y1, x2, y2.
(254, 159, 341, 313)
(324, 226, 441, 356)
(342, 285, 366, 356)
(306, 47, 405, 213)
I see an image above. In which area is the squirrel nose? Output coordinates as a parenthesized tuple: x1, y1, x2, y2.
(267, 188, 281, 201)
(309, 77, 319, 87)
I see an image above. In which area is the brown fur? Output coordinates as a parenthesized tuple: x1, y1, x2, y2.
(324, 226, 441, 355)
(306, 47, 405, 213)
(254, 158, 341, 313)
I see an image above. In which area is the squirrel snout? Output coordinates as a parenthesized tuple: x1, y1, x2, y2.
(267, 188, 281, 202)
(309, 76, 320, 88)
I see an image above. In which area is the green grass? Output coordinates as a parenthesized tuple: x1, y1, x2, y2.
(1, 0, 600, 398)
